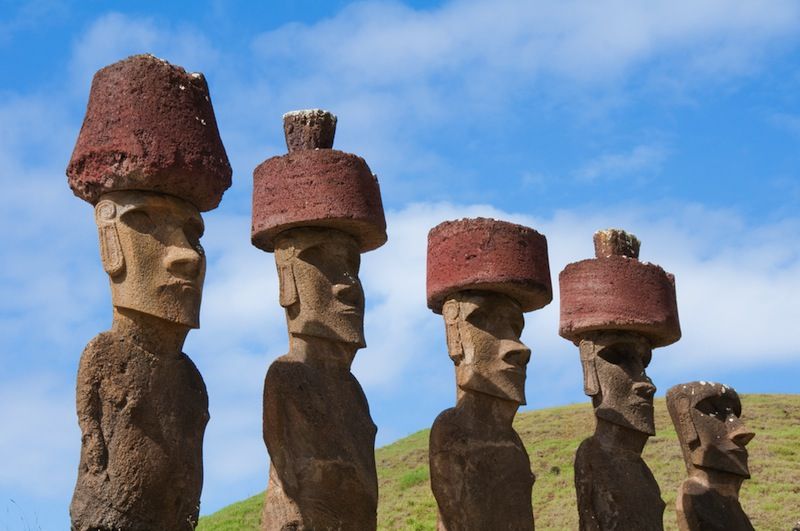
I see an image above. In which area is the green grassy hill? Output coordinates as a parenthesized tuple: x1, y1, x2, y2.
(198, 394, 800, 530)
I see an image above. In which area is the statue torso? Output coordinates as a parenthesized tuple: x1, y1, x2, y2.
(676, 478, 754, 531)
(71, 331, 209, 531)
(262, 354, 378, 531)
(429, 407, 535, 531)
(574, 436, 665, 531)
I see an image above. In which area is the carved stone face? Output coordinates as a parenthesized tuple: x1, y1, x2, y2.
(677, 383, 754, 477)
(274, 227, 365, 347)
(443, 291, 530, 404)
(581, 333, 656, 435)
(95, 191, 205, 328)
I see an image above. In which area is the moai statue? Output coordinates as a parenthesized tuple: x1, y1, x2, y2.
(251, 109, 386, 530)
(667, 382, 755, 531)
(559, 229, 681, 531)
(426, 218, 553, 531)
(66, 54, 231, 530)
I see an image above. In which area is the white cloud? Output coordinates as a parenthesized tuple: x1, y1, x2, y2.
(68, 13, 221, 96)
(252, 0, 800, 88)
(3, 2, 800, 523)
(357, 201, 800, 391)
(574, 144, 667, 182)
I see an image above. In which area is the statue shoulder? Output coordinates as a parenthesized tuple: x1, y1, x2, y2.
(78, 331, 122, 370)
(680, 477, 708, 497)
(430, 408, 461, 440)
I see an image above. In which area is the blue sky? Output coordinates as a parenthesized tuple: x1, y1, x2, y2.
(1, 0, 799, 528)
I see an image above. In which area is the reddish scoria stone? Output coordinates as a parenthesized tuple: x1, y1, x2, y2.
(67, 54, 231, 212)
(251, 149, 387, 253)
(559, 256, 681, 347)
(283, 109, 337, 153)
(426, 218, 552, 314)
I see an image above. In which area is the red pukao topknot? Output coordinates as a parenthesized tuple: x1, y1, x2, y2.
(426, 217, 552, 313)
(559, 229, 681, 347)
(67, 54, 232, 212)
(251, 109, 387, 253)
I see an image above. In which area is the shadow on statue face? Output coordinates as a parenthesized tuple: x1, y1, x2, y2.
(590, 334, 657, 435)
(276, 228, 365, 348)
(445, 292, 530, 404)
(96, 191, 206, 329)
(689, 387, 753, 477)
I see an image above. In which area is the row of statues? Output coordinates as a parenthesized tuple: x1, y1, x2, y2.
(65, 55, 756, 530)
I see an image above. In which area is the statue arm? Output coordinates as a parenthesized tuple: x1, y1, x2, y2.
(75, 344, 107, 475)
(675, 483, 700, 531)
(262, 366, 301, 496)
(574, 442, 601, 531)
(429, 416, 467, 531)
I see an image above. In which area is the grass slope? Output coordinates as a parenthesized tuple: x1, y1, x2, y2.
(198, 394, 800, 530)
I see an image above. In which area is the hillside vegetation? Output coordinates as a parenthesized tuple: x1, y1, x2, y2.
(198, 394, 800, 530)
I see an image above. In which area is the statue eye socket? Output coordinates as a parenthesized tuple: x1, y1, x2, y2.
(184, 221, 204, 251)
(121, 210, 155, 234)
(695, 399, 725, 418)
(598, 346, 625, 366)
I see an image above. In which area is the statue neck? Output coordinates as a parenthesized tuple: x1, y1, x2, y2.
(112, 307, 189, 356)
(455, 389, 519, 430)
(688, 467, 745, 498)
(288, 334, 357, 370)
(593, 417, 650, 455)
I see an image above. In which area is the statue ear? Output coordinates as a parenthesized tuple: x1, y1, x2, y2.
(95, 201, 124, 277)
(442, 298, 464, 364)
(676, 395, 699, 446)
(278, 261, 298, 308)
(579, 340, 600, 397)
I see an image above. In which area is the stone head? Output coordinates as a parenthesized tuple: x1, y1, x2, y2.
(579, 331, 657, 435)
(667, 382, 754, 478)
(95, 190, 205, 328)
(274, 227, 365, 348)
(442, 291, 531, 405)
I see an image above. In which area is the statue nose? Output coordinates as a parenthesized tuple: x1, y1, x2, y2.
(633, 381, 656, 399)
(333, 282, 363, 307)
(165, 242, 202, 279)
(730, 422, 755, 447)
(501, 341, 531, 368)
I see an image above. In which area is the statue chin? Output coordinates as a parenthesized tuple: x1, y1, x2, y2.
(113, 301, 200, 329)
(595, 403, 655, 436)
(693, 446, 751, 478)
(289, 320, 366, 349)
(459, 369, 526, 405)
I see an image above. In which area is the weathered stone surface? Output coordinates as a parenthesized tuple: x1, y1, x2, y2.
(283, 109, 337, 152)
(559, 256, 680, 347)
(71, 191, 210, 530)
(573, 332, 664, 531)
(426, 218, 552, 313)
(262, 353, 377, 530)
(252, 151, 386, 252)
(72, 328, 209, 531)
(667, 382, 755, 531)
(430, 291, 536, 531)
(560, 231, 680, 531)
(575, 433, 665, 531)
(261, 228, 379, 531)
(67, 54, 231, 212)
(593, 228, 640, 259)
(427, 219, 551, 530)
(255, 113, 385, 530)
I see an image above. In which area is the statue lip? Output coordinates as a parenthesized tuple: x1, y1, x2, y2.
(165, 279, 200, 291)
(728, 447, 749, 457)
